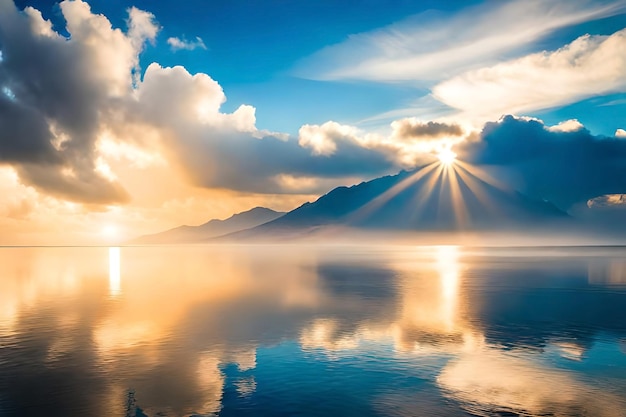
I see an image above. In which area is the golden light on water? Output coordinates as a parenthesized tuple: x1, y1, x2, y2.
(437, 245, 460, 320)
(108, 247, 121, 297)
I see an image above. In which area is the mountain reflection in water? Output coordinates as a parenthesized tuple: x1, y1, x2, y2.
(0, 245, 625, 417)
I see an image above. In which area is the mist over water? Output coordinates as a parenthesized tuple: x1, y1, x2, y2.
(1, 245, 625, 416)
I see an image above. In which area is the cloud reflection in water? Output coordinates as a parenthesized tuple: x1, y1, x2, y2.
(0, 246, 625, 416)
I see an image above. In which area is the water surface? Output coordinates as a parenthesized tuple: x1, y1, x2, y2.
(1, 245, 625, 416)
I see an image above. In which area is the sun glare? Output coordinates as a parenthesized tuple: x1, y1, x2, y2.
(437, 148, 457, 165)
(101, 224, 118, 239)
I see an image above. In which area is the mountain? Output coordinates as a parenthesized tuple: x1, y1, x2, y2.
(130, 207, 285, 244)
(224, 165, 569, 240)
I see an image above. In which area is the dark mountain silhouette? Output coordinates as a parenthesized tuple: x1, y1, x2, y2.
(129, 207, 285, 244)
(224, 164, 569, 239)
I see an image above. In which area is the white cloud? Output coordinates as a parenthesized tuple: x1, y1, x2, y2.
(23, 6, 55, 37)
(298, 119, 469, 168)
(616, 128, 626, 138)
(433, 29, 626, 119)
(58, 0, 145, 96)
(167, 36, 207, 51)
(548, 119, 585, 132)
(0, 0, 164, 203)
(126, 7, 159, 50)
(294, 0, 624, 83)
(298, 121, 363, 156)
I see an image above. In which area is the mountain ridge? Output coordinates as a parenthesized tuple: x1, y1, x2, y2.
(218, 165, 570, 240)
(128, 206, 285, 244)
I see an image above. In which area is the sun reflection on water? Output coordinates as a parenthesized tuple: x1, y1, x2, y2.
(436, 245, 460, 331)
(108, 247, 121, 297)
(1, 246, 626, 416)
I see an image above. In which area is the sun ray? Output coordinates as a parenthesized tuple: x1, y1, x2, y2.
(437, 163, 451, 225)
(448, 165, 468, 229)
(454, 163, 504, 219)
(455, 160, 511, 192)
(347, 161, 439, 224)
(407, 164, 445, 226)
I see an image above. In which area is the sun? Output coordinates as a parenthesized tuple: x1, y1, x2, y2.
(101, 224, 118, 239)
(437, 148, 457, 165)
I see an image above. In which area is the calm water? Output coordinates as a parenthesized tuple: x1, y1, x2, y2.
(1, 245, 626, 417)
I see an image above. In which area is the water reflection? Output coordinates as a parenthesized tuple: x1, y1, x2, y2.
(0, 246, 625, 416)
(438, 349, 625, 417)
(588, 258, 626, 285)
(108, 247, 121, 297)
(437, 245, 460, 332)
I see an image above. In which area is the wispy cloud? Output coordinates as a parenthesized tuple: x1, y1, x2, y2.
(167, 36, 207, 51)
(599, 97, 626, 106)
(433, 29, 626, 119)
(294, 0, 625, 83)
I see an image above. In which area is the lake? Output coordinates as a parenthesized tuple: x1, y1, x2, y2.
(1, 245, 625, 417)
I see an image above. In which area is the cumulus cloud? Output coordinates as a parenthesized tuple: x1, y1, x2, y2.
(125, 64, 405, 194)
(0, 0, 404, 204)
(459, 115, 626, 208)
(167, 36, 207, 51)
(3, 0, 624, 225)
(616, 128, 626, 138)
(294, 0, 624, 82)
(296, 119, 466, 172)
(127, 7, 159, 50)
(548, 119, 585, 133)
(297, 121, 392, 157)
(0, 0, 158, 203)
(434, 29, 626, 118)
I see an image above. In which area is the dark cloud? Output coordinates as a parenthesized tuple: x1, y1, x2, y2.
(0, 0, 137, 204)
(4, 0, 623, 211)
(393, 119, 464, 140)
(460, 115, 626, 209)
(166, 129, 397, 194)
(0, 1, 428, 203)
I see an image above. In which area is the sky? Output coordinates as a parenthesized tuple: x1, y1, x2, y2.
(1, 0, 626, 244)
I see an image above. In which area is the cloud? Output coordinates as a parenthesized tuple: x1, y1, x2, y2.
(4, 0, 625, 242)
(391, 120, 463, 139)
(1, 0, 420, 212)
(127, 6, 159, 50)
(459, 115, 626, 208)
(587, 194, 626, 208)
(294, 0, 624, 83)
(434, 29, 626, 118)
(167, 36, 207, 51)
(616, 128, 626, 138)
(0, 0, 158, 203)
(126, 64, 400, 194)
(298, 121, 392, 157)
(547, 119, 585, 133)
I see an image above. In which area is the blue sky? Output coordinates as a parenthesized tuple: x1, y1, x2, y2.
(16, 0, 626, 135)
(1, 0, 626, 243)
